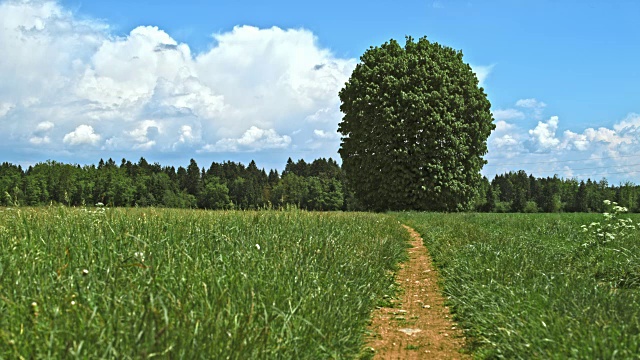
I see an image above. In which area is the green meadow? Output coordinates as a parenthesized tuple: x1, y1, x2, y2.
(397, 212, 640, 359)
(1, 207, 640, 358)
(0, 207, 407, 359)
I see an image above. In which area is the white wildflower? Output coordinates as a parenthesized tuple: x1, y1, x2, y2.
(134, 252, 145, 262)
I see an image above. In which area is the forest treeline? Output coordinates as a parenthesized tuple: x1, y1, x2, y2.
(0, 159, 638, 212)
(476, 170, 640, 213)
(0, 158, 346, 211)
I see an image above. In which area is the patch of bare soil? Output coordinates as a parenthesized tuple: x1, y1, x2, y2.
(365, 225, 469, 359)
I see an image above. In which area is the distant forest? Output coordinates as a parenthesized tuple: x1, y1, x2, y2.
(0, 159, 639, 212)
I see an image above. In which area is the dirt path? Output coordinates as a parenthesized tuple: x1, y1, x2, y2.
(365, 225, 469, 359)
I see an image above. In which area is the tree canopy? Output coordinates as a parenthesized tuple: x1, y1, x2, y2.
(338, 36, 494, 211)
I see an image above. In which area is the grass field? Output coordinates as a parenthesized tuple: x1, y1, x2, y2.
(396, 212, 640, 359)
(0, 207, 408, 359)
(3, 207, 640, 359)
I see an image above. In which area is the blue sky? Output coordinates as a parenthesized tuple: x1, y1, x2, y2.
(1, 0, 639, 183)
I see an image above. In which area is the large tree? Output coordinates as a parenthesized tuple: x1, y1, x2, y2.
(338, 36, 494, 211)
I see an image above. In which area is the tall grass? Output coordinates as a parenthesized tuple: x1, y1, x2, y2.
(0, 207, 408, 359)
(395, 212, 640, 359)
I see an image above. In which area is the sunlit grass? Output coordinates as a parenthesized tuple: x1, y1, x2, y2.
(395, 212, 640, 359)
(0, 207, 408, 359)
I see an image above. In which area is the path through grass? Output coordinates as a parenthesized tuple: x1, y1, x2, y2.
(395, 212, 640, 358)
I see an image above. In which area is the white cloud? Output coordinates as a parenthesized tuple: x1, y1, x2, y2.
(561, 130, 589, 151)
(562, 166, 574, 178)
(0, 1, 356, 160)
(0, 0, 105, 102)
(306, 107, 339, 123)
(584, 127, 630, 146)
(63, 125, 101, 146)
(177, 125, 195, 143)
(613, 113, 640, 132)
(29, 136, 50, 145)
(35, 121, 55, 133)
(201, 126, 292, 152)
(488, 119, 524, 152)
(29, 121, 55, 145)
(485, 111, 640, 183)
(528, 116, 560, 150)
(516, 98, 546, 109)
(470, 64, 493, 87)
(494, 120, 515, 132)
(494, 134, 518, 147)
(515, 98, 547, 119)
(313, 129, 340, 140)
(0, 102, 14, 117)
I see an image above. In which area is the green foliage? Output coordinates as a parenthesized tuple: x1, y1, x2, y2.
(271, 174, 344, 211)
(523, 201, 538, 213)
(0, 207, 408, 358)
(338, 36, 494, 211)
(394, 212, 640, 358)
(198, 179, 230, 210)
(0, 157, 347, 211)
(483, 171, 640, 214)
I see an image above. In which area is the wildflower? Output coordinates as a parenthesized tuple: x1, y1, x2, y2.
(95, 202, 104, 207)
(581, 199, 636, 247)
(255, 244, 261, 250)
(70, 300, 76, 306)
(134, 252, 145, 262)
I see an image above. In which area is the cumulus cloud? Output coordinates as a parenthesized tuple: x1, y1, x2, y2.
(63, 125, 101, 146)
(613, 113, 640, 133)
(561, 130, 589, 151)
(493, 134, 518, 148)
(201, 126, 292, 152)
(177, 125, 196, 144)
(485, 108, 640, 182)
(124, 120, 162, 150)
(516, 98, 546, 119)
(0, 0, 357, 162)
(528, 116, 560, 150)
(34, 121, 54, 133)
(489, 98, 552, 154)
(29, 121, 55, 144)
(494, 120, 514, 132)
